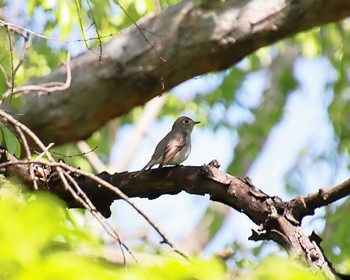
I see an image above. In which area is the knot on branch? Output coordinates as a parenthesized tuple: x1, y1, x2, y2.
(249, 206, 295, 251)
(199, 159, 220, 175)
(208, 159, 220, 168)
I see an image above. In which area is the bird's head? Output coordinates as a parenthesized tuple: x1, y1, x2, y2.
(172, 116, 200, 133)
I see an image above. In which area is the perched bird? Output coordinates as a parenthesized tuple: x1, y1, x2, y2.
(140, 116, 200, 172)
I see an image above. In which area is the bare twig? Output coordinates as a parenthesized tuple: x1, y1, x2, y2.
(2, 32, 31, 102)
(35, 143, 55, 161)
(12, 32, 31, 77)
(5, 25, 15, 98)
(115, 1, 167, 63)
(61, 169, 135, 265)
(114, 95, 167, 171)
(76, 141, 107, 173)
(74, 0, 91, 52)
(85, 0, 103, 61)
(2, 53, 72, 99)
(0, 20, 64, 42)
(0, 19, 111, 44)
(0, 63, 10, 86)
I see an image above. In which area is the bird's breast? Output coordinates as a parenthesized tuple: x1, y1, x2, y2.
(169, 142, 191, 164)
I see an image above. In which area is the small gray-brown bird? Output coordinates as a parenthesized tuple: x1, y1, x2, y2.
(140, 116, 200, 172)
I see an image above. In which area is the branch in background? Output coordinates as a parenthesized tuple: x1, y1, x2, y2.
(113, 95, 167, 172)
(76, 140, 108, 173)
(179, 203, 229, 254)
(7, 0, 350, 146)
(76, 95, 167, 173)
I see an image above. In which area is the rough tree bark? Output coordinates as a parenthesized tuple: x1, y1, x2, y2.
(5, 0, 350, 146)
(1, 150, 349, 279)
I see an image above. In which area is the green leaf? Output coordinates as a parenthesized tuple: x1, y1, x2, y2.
(0, 185, 114, 279)
(0, 185, 227, 279)
(1, 126, 21, 157)
(250, 256, 326, 280)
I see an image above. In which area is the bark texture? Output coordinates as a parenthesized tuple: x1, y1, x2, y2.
(7, 0, 350, 145)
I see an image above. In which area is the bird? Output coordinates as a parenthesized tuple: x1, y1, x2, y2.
(140, 116, 200, 173)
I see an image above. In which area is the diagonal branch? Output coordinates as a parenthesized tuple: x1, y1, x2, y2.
(7, 0, 350, 146)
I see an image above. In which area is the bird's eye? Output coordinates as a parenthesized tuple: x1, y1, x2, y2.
(183, 119, 190, 124)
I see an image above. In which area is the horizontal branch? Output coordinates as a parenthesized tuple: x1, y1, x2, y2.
(2, 147, 350, 278)
(9, 0, 350, 145)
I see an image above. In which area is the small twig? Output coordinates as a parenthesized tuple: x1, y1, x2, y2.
(0, 110, 53, 161)
(115, 1, 167, 64)
(0, 63, 10, 87)
(5, 25, 15, 99)
(12, 32, 31, 76)
(76, 141, 107, 173)
(2, 53, 72, 99)
(0, 20, 62, 42)
(114, 95, 167, 171)
(35, 143, 55, 161)
(85, 0, 103, 61)
(0, 19, 114, 45)
(51, 144, 98, 158)
(74, 0, 90, 51)
(62, 170, 136, 265)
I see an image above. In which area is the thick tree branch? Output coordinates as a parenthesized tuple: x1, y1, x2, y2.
(6, 0, 350, 146)
(2, 150, 350, 278)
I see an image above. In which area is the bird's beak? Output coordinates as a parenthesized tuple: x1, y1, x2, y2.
(194, 121, 200, 125)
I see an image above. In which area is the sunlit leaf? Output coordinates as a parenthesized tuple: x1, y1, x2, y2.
(247, 256, 326, 280)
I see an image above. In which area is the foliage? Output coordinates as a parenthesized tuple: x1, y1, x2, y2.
(0, 126, 21, 157)
(0, 182, 227, 279)
(0, 182, 112, 279)
(115, 258, 226, 280)
(322, 200, 350, 273)
(244, 256, 327, 280)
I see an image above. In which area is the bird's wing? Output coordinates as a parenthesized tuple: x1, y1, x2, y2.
(162, 131, 186, 165)
(140, 132, 174, 171)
